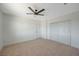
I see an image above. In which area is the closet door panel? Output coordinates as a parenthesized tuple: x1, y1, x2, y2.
(49, 21, 71, 45)
(57, 22, 66, 44)
(50, 23, 59, 41)
(64, 21, 71, 45)
(58, 21, 70, 45)
(71, 19, 79, 48)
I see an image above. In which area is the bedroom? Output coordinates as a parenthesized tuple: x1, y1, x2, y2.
(0, 3, 79, 56)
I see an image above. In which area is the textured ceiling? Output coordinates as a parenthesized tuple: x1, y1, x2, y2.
(0, 3, 79, 20)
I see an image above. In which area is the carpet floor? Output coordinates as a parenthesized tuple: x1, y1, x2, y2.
(1, 38, 79, 56)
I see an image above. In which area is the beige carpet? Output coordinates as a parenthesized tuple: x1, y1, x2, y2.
(1, 38, 79, 56)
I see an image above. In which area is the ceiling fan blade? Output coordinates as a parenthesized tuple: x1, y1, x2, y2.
(28, 7, 35, 13)
(38, 14, 44, 16)
(37, 9, 45, 14)
(26, 13, 33, 15)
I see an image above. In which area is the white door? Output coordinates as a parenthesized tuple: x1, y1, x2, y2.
(71, 19, 79, 48)
(50, 23, 59, 41)
(49, 20, 71, 45)
(57, 21, 71, 45)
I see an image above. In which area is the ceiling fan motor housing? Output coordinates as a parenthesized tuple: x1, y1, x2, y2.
(35, 9, 38, 11)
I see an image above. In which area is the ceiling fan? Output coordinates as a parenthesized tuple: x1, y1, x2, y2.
(26, 7, 45, 16)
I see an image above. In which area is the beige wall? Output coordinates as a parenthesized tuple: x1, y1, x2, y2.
(2, 14, 41, 46)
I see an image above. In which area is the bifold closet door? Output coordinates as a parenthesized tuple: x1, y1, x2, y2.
(49, 21, 71, 45)
(49, 23, 58, 41)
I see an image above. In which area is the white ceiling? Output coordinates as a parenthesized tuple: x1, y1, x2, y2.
(0, 3, 79, 20)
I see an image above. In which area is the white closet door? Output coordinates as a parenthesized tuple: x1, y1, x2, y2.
(57, 21, 71, 45)
(50, 23, 59, 41)
(71, 19, 79, 48)
(57, 22, 65, 43)
(65, 21, 71, 45)
(49, 21, 71, 45)
(35, 23, 40, 38)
